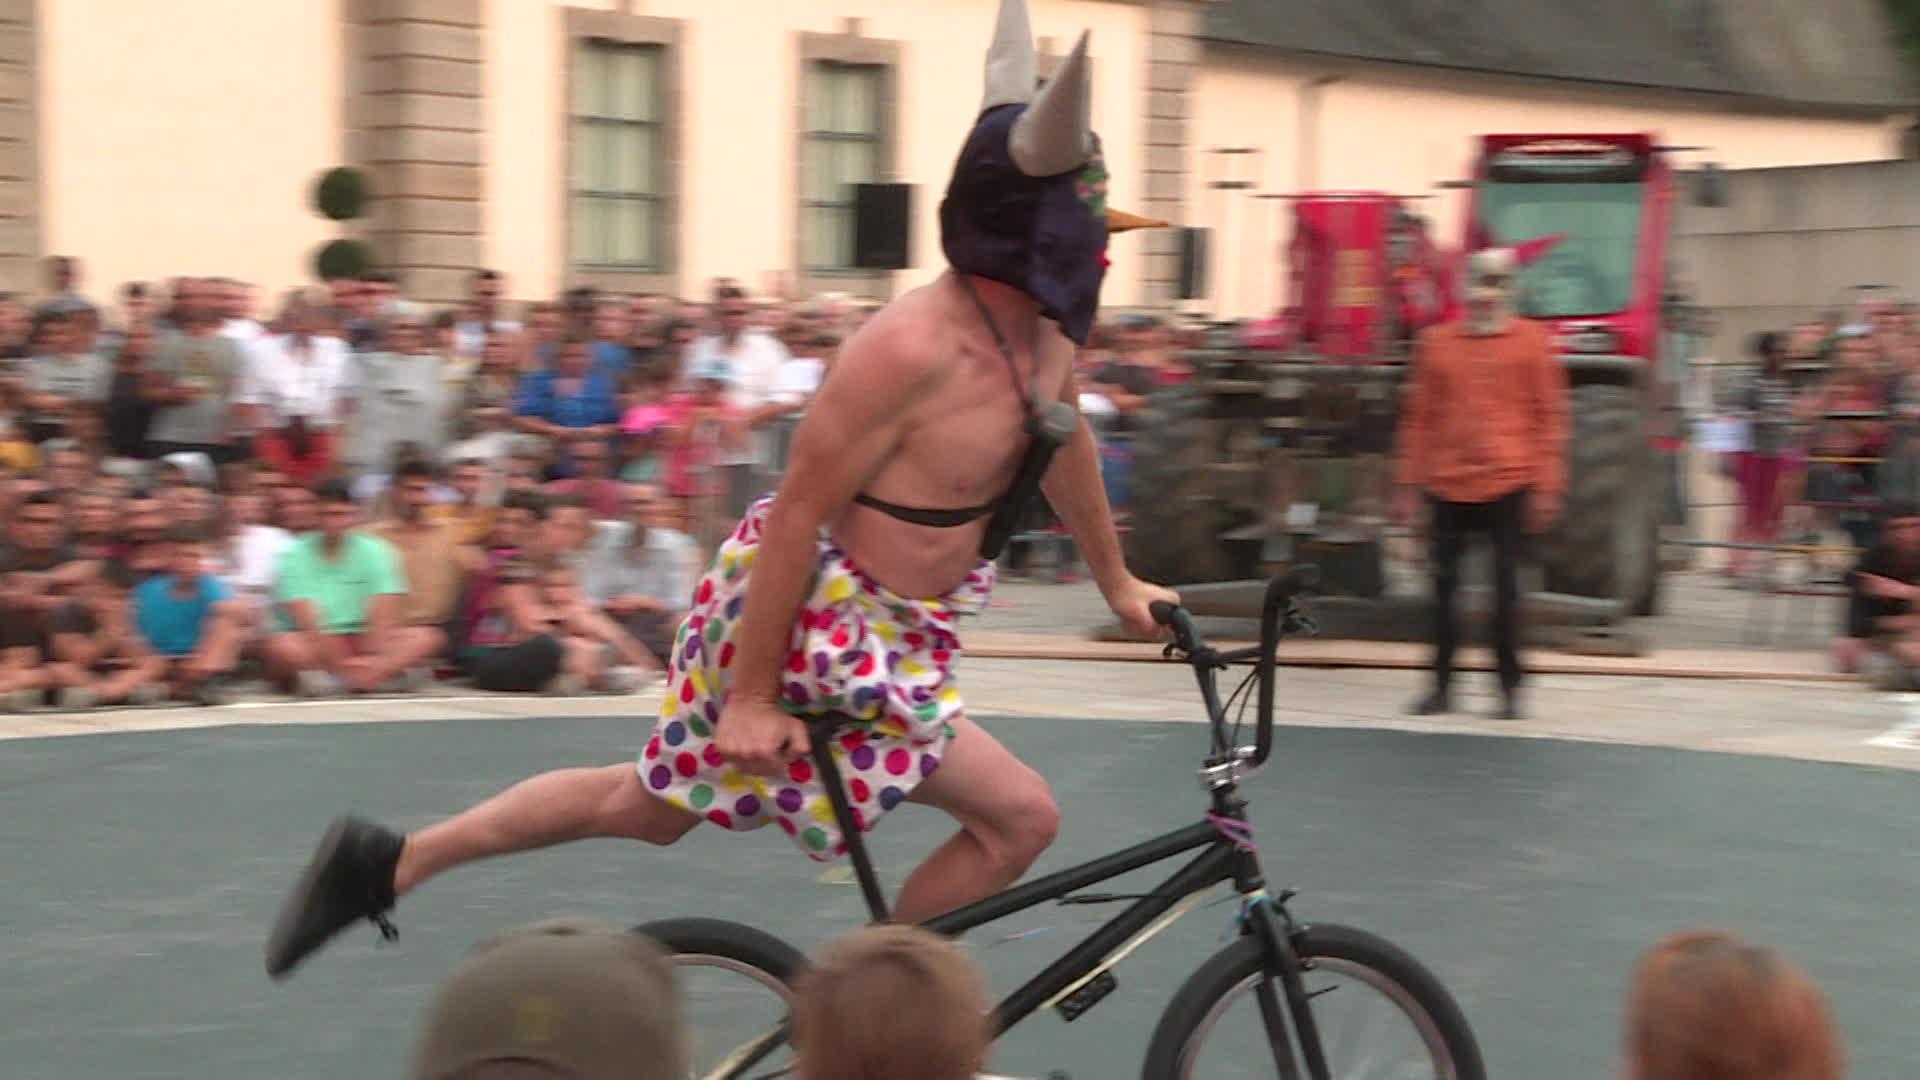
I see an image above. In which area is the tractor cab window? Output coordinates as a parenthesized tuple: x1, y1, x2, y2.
(1477, 181, 1644, 318)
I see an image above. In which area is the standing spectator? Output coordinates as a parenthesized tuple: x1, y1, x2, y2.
(1394, 247, 1568, 720)
(24, 311, 109, 443)
(618, 365, 675, 484)
(45, 568, 167, 710)
(684, 284, 788, 515)
(1725, 331, 1803, 583)
(525, 301, 565, 370)
(104, 321, 156, 461)
(117, 282, 153, 330)
(369, 459, 468, 639)
(263, 479, 443, 697)
(794, 926, 992, 1080)
(1623, 930, 1841, 1080)
(0, 290, 29, 363)
(145, 288, 246, 463)
(216, 279, 267, 345)
(133, 524, 243, 704)
(35, 255, 95, 319)
(582, 483, 697, 665)
(344, 303, 450, 479)
(662, 359, 745, 547)
(405, 920, 685, 1080)
(452, 269, 521, 361)
(243, 289, 351, 484)
(514, 335, 619, 462)
(339, 273, 389, 352)
(547, 431, 623, 519)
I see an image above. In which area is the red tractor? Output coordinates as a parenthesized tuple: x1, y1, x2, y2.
(1124, 134, 1710, 623)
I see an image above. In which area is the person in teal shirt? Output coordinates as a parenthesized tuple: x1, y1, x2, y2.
(132, 524, 247, 705)
(262, 479, 447, 697)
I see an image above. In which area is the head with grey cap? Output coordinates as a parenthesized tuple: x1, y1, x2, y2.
(939, 0, 1163, 346)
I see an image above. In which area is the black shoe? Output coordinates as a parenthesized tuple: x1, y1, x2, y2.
(1407, 690, 1451, 716)
(1495, 694, 1524, 721)
(265, 816, 405, 979)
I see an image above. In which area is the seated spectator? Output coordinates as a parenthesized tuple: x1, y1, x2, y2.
(534, 559, 657, 688)
(1834, 503, 1920, 685)
(583, 483, 697, 665)
(213, 488, 291, 630)
(1624, 929, 1841, 1080)
(368, 458, 469, 639)
(432, 455, 498, 546)
(0, 490, 98, 642)
(263, 479, 443, 697)
(794, 926, 991, 1080)
(40, 437, 95, 493)
(242, 289, 350, 484)
(272, 482, 319, 536)
(46, 568, 168, 709)
(132, 524, 243, 705)
(69, 486, 120, 562)
(547, 431, 622, 519)
(406, 920, 684, 1080)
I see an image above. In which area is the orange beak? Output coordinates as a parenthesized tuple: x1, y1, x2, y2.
(1107, 208, 1168, 233)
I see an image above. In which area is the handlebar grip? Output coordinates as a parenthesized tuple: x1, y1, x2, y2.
(1269, 564, 1321, 603)
(1149, 600, 1181, 626)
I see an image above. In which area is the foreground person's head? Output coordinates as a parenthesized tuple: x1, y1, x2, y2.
(409, 919, 684, 1080)
(794, 925, 991, 1080)
(1624, 929, 1842, 1080)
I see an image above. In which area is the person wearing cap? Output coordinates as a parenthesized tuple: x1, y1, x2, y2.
(265, 0, 1174, 979)
(1394, 246, 1568, 720)
(408, 919, 685, 1080)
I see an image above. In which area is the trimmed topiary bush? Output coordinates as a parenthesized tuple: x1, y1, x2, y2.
(314, 238, 373, 281)
(313, 166, 371, 221)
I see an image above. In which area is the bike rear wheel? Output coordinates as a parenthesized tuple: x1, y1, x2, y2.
(1142, 922, 1484, 1080)
(634, 917, 808, 1080)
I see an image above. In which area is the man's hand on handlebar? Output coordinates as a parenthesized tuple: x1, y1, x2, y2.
(715, 697, 812, 776)
(1103, 574, 1181, 639)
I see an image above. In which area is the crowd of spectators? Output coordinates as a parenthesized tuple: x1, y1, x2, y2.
(0, 255, 1202, 712)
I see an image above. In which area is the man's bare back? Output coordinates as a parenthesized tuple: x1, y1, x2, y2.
(829, 274, 1072, 600)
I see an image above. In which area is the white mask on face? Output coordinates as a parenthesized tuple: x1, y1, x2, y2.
(1464, 248, 1517, 337)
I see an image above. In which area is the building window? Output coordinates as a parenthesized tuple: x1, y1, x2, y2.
(801, 61, 884, 271)
(570, 39, 665, 272)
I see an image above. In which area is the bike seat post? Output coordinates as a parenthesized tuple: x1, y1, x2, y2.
(807, 713, 893, 924)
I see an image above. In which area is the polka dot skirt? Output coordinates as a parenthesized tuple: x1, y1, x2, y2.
(639, 496, 994, 861)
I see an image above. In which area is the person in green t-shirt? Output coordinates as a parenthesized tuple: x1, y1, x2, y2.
(263, 478, 445, 697)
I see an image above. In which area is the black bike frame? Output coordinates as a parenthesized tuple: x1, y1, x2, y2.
(716, 571, 1329, 1080)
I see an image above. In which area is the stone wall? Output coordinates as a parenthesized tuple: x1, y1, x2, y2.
(0, 0, 35, 292)
(1138, 0, 1206, 308)
(1674, 160, 1920, 360)
(345, 0, 484, 304)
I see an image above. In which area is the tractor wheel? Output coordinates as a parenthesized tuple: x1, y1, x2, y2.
(1122, 385, 1241, 585)
(1540, 384, 1659, 608)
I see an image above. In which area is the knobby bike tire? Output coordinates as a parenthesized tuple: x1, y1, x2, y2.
(1140, 922, 1485, 1080)
(633, 917, 809, 1080)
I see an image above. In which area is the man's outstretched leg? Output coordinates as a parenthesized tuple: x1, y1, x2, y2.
(892, 715, 1061, 925)
(265, 764, 699, 978)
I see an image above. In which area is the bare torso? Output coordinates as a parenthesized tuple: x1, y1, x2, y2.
(825, 275, 1072, 600)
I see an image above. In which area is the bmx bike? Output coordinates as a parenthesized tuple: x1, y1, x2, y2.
(636, 566, 1486, 1079)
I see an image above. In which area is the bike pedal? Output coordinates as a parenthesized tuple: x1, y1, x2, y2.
(1054, 970, 1117, 1022)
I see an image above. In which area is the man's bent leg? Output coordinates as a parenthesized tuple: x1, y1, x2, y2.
(395, 763, 698, 895)
(893, 715, 1061, 925)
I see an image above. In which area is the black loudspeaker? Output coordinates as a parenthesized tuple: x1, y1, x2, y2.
(1176, 226, 1209, 300)
(852, 183, 912, 269)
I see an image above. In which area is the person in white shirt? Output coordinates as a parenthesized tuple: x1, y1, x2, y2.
(241, 288, 352, 485)
(215, 488, 293, 635)
(581, 483, 700, 663)
(216, 279, 268, 345)
(452, 269, 523, 360)
(682, 285, 789, 515)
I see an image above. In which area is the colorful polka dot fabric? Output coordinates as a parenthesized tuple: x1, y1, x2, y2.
(639, 496, 995, 861)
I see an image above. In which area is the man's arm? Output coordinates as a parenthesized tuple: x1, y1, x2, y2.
(1041, 337, 1179, 634)
(714, 313, 944, 773)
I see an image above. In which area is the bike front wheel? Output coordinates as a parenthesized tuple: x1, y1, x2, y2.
(1142, 922, 1485, 1080)
(633, 917, 808, 1080)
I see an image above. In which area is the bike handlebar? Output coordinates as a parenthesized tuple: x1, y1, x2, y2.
(1151, 564, 1320, 768)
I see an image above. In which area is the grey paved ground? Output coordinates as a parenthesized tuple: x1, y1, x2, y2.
(6, 700, 1920, 1079)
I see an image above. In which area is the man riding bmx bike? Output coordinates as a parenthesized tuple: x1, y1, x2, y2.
(266, 0, 1176, 977)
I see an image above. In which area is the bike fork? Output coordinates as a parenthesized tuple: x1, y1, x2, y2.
(1249, 899, 1331, 1080)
